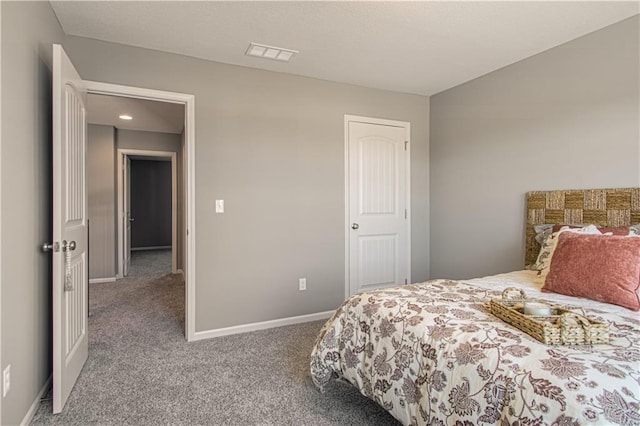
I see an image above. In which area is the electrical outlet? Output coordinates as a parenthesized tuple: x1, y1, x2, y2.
(299, 278, 307, 291)
(3, 365, 10, 397)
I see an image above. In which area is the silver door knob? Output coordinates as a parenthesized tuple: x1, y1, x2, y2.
(42, 242, 60, 252)
(351, 223, 359, 230)
(129, 217, 135, 222)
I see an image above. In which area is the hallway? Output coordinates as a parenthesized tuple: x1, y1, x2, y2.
(127, 249, 173, 277)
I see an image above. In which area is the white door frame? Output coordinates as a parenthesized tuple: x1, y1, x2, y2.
(0, 3, 4, 421)
(85, 80, 197, 341)
(344, 114, 411, 298)
(117, 149, 178, 275)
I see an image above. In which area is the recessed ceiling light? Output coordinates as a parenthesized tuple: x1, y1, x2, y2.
(245, 42, 298, 62)
(119, 114, 133, 120)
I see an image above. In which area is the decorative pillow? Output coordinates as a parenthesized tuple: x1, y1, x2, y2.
(531, 223, 640, 270)
(542, 233, 640, 311)
(532, 225, 601, 272)
(533, 223, 556, 245)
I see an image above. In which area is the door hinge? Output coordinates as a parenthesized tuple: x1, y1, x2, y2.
(404, 278, 408, 285)
(405, 209, 407, 219)
(404, 141, 408, 150)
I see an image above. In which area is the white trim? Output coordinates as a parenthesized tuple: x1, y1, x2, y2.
(117, 149, 177, 276)
(89, 277, 117, 284)
(343, 118, 349, 300)
(185, 95, 196, 342)
(191, 311, 334, 341)
(0, 2, 3, 422)
(85, 80, 196, 341)
(343, 114, 412, 298)
(345, 114, 411, 128)
(83, 81, 194, 105)
(20, 376, 51, 426)
(406, 122, 412, 285)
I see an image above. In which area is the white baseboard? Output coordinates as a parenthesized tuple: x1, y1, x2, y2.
(20, 375, 51, 426)
(89, 277, 117, 284)
(191, 310, 334, 341)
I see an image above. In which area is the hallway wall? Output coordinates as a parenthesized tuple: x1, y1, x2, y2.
(87, 124, 117, 279)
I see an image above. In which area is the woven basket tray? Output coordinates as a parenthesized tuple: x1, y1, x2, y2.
(489, 287, 609, 345)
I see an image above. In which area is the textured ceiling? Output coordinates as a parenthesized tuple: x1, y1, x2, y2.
(87, 94, 184, 134)
(51, 1, 639, 96)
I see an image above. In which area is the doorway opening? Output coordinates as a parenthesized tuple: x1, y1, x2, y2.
(116, 149, 178, 278)
(84, 81, 196, 342)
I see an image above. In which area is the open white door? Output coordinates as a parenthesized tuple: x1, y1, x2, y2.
(346, 117, 410, 296)
(123, 155, 132, 276)
(52, 44, 89, 413)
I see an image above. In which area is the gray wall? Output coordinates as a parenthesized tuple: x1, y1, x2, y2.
(130, 159, 172, 248)
(0, 2, 64, 424)
(63, 36, 431, 331)
(117, 128, 182, 153)
(88, 124, 116, 279)
(430, 16, 640, 280)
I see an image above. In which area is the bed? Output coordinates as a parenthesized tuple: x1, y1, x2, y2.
(310, 188, 640, 425)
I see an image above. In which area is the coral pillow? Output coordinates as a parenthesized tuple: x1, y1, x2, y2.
(534, 225, 602, 281)
(543, 233, 640, 310)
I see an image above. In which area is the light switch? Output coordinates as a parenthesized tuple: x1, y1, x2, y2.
(215, 200, 224, 213)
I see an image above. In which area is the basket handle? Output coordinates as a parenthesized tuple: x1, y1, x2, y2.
(560, 313, 592, 344)
(501, 287, 527, 301)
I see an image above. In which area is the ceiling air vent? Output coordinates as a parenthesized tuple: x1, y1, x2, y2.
(245, 42, 298, 62)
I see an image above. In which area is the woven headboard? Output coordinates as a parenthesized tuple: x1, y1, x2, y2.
(525, 187, 640, 266)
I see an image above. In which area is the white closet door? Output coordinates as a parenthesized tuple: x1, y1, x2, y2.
(348, 119, 410, 295)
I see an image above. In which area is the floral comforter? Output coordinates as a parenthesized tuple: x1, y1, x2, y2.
(310, 271, 640, 426)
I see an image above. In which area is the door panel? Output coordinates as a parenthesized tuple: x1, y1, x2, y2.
(348, 120, 409, 295)
(53, 44, 88, 414)
(65, 254, 87, 354)
(359, 235, 398, 288)
(360, 138, 397, 215)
